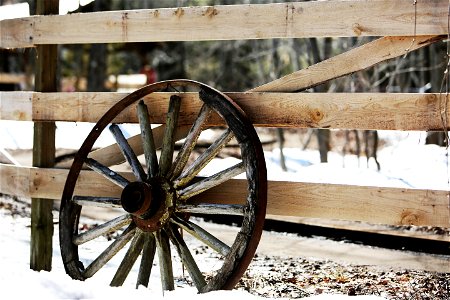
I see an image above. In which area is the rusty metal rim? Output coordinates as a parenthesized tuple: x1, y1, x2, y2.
(59, 79, 267, 290)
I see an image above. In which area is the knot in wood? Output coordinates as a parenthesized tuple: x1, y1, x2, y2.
(310, 109, 324, 123)
(174, 8, 184, 18)
(400, 211, 419, 225)
(352, 23, 363, 36)
(204, 6, 219, 18)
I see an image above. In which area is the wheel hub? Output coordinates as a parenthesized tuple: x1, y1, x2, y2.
(120, 179, 174, 232)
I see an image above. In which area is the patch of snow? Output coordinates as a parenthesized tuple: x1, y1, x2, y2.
(0, 210, 387, 299)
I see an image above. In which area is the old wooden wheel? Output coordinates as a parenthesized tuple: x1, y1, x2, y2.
(59, 80, 267, 292)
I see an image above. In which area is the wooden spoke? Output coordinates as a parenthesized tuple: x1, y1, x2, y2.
(179, 162, 245, 201)
(85, 125, 191, 168)
(167, 225, 207, 292)
(137, 100, 159, 178)
(136, 232, 157, 288)
(85, 158, 129, 188)
(72, 196, 121, 208)
(159, 95, 182, 177)
(176, 204, 244, 216)
(170, 217, 230, 257)
(155, 229, 175, 291)
(83, 224, 136, 279)
(59, 80, 267, 291)
(109, 124, 146, 182)
(73, 214, 132, 246)
(175, 128, 234, 188)
(169, 104, 212, 180)
(110, 230, 145, 287)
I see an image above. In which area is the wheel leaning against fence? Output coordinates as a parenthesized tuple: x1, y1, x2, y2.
(59, 79, 267, 292)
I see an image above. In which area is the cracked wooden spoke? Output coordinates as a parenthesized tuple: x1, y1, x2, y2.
(110, 230, 145, 287)
(169, 103, 212, 180)
(155, 229, 174, 291)
(176, 204, 244, 216)
(179, 162, 245, 201)
(109, 124, 146, 181)
(159, 95, 182, 177)
(167, 225, 207, 292)
(136, 232, 157, 288)
(73, 214, 132, 246)
(83, 224, 136, 279)
(175, 128, 234, 188)
(137, 100, 159, 178)
(85, 158, 129, 188)
(171, 217, 230, 257)
(72, 196, 121, 208)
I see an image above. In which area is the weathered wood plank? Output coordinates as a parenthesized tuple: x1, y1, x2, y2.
(1, 91, 449, 131)
(192, 179, 450, 228)
(0, 91, 33, 120)
(30, 0, 58, 272)
(1, 164, 448, 227)
(1, 1, 447, 48)
(250, 35, 445, 92)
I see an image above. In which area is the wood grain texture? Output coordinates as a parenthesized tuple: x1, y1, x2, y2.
(2, 91, 449, 131)
(1, 164, 448, 227)
(0, 91, 33, 121)
(30, 0, 59, 272)
(1, 0, 447, 48)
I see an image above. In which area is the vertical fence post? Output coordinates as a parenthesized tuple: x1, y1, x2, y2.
(30, 0, 59, 271)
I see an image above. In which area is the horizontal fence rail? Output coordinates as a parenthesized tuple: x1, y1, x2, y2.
(1, 91, 449, 131)
(1, 0, 447, 48)
(1, 164, 448, 227)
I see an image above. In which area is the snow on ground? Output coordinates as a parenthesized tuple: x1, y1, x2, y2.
(0, 208, 386, 300)
(0, 121, 447, 299)
(264, 130, 450, 191)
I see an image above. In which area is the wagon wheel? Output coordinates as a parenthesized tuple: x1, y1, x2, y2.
(59, 80, 267, 292)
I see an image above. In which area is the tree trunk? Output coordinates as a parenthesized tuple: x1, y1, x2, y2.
(87, 1, 109, 92)
(309, 38, 332, 162)
(426, 42, 448, 146)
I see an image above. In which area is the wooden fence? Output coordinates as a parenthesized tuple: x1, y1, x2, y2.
(0, 0, 449, 268)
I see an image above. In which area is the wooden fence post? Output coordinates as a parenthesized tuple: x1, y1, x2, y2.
(30, 0, 59, 271)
